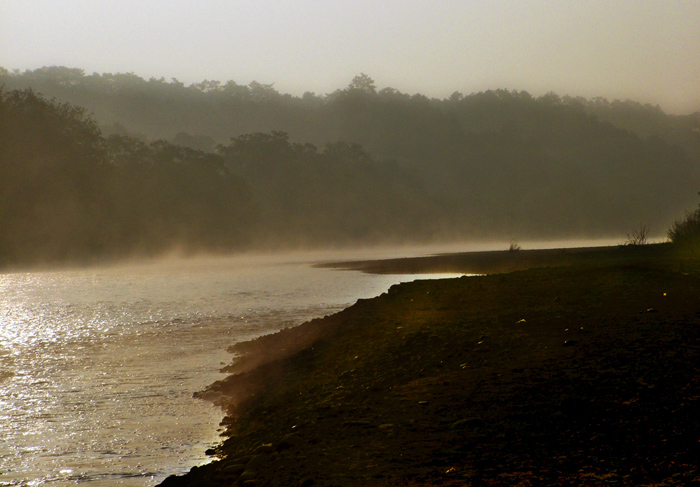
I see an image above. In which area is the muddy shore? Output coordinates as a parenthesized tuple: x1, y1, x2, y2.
(160, 244, 700, 486)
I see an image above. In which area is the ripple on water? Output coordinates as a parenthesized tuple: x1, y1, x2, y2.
(0, 251, 467, 486)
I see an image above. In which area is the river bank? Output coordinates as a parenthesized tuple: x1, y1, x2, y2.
(160, 244, 700, 486)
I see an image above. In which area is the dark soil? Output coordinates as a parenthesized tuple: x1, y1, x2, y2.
(160, 245, 700, 486)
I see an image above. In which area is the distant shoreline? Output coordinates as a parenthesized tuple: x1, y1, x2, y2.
(315, 242, 672, 275)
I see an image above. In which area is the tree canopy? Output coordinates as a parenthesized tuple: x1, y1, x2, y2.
(1, 68, 699, 269)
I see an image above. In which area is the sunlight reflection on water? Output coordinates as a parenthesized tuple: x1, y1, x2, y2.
(0, 250, 465, 486)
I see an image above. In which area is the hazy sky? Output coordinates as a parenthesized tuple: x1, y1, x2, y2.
(1, 0, 698, 113)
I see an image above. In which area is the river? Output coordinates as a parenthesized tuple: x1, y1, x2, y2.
(0, 247, 468, 486)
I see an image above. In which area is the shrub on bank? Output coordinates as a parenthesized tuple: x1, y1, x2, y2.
(668, 205, 700, 255)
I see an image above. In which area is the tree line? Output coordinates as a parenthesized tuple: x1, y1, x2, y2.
(0, 88, 435, 268)
(1, 67, 700, 268)
(0, 89, 254, 267)
(2, 67, 697, 153)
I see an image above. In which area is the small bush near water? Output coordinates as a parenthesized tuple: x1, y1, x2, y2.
(625, 224, 650, 246)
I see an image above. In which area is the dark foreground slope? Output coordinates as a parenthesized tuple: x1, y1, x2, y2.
(162, 248, 700, 486)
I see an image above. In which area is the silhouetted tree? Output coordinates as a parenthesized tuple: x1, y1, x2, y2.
(347, 73, 377, 94)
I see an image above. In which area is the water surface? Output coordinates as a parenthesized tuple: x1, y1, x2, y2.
(0, 250, 462, 486)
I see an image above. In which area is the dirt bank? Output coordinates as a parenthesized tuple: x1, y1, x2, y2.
(160, 246, 700, 486)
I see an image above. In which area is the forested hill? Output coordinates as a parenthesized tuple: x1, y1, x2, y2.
(1, 67, 700, 269)
(0, 66, 700, 155)
(2, 67, 698, 155)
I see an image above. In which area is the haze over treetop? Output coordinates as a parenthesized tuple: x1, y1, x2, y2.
(2, 0, 698, 114)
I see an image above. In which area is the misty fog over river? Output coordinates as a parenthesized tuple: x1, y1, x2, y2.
(0, 246, 474, 486)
